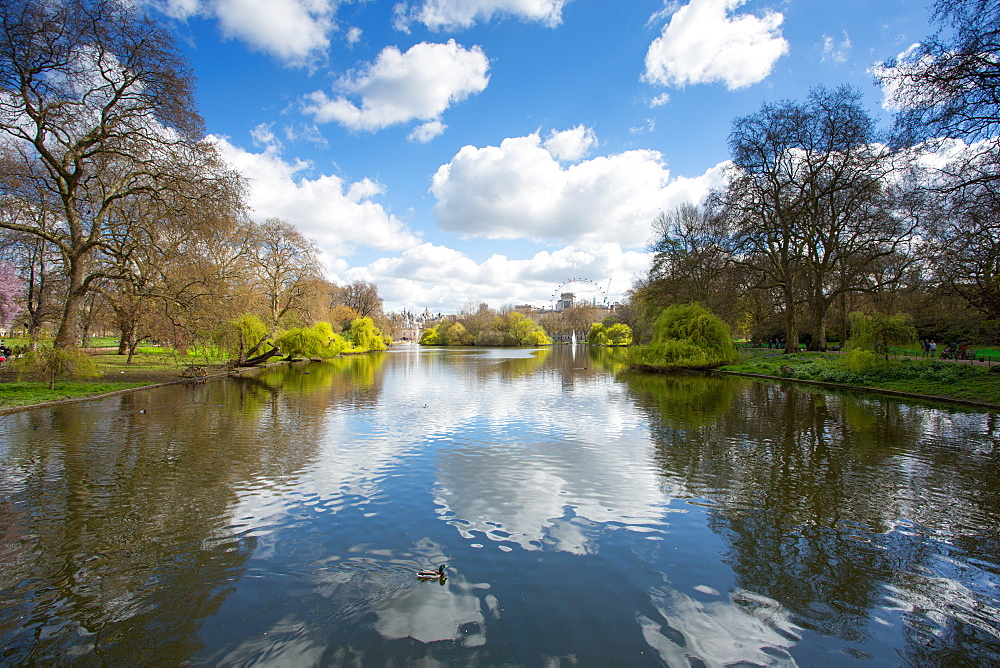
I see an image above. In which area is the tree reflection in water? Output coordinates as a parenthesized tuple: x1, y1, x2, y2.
(625, 374, 1000, 664)
(1, 349, 999, 665)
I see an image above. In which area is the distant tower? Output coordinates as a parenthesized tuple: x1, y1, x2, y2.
(557, 293, 576, 311)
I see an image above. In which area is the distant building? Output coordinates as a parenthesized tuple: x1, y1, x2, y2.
(556, 292, 576, 311)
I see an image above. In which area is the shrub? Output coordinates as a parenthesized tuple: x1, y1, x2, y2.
(17, 347, 100, 389)
(845, 348, 877, 372)
(847, 311, 916, 358)
(347, 317, 388, 351)
(628, 303, 738, 370)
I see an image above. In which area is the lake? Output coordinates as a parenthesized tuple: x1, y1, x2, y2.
(1, 345, 998, 665)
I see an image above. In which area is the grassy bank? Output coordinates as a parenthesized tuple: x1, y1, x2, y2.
(720, 351, 1000, 406)
(0, 343, 231, 410)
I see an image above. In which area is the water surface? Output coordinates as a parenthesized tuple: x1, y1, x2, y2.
(0, 346, 998, 665)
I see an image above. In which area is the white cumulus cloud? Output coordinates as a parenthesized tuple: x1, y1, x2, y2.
(302, 40, 490, 134)
(345, 243, 653, 312)
(408, 120, 448, 143)
(149, 0, 337, 65)
(430, 130, 729, 247)
(211, 136, 420, 261)
(393, 0, 569, 32)
(543, 125, 597, 162)
(644, 0, 789, 90)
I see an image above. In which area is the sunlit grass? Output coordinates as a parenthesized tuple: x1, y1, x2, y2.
(721, 351, 1000, 405)
(0, 380, 151, 408)
(0, 343, 232, 410)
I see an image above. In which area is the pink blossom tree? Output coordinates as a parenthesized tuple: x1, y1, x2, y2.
(0, 263, 22, 331)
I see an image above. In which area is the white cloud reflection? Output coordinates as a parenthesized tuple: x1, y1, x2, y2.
(639, 584, 800, 665)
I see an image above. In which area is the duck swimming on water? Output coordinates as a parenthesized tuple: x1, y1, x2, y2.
(417, 565, 446, 580)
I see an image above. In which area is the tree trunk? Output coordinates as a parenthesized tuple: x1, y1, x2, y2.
(783, 286, 799, 354)
(809, 294, 828, 351)
(53, 291, 84, 349)
(241, 345, 281, 367)
(53, 259, 86, 349)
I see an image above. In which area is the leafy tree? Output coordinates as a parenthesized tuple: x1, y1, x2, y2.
(605, 323, 634, 346)
(587, 322, 632, 346)
(493, 311, 552, 346)
(215, 314, 268, 361)
(277, 322, 347, 358)
(846, 311, 916, 358)
(444, 321, 470, 346)
(419, 311, 551, 346)
(419, 325, 440, 345)
(347, 316, 388, 351)
(628, 303, 738, 370)
(328, 304, 363, 332)
(587, 322, 610, 346)
(17, 347, 99, 389)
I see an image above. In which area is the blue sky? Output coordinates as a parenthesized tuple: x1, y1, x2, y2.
(147, 0, 935, 313)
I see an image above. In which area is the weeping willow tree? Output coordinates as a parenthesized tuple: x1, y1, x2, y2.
(846, 311, 916, 359)
(18, 348, 99, 389)
(347, 317, 390, 351)
(627, 302, 738, 371)
(276, 322, 348, 358)
(214, 314, 281, 365)
(587, 322, 633, 346)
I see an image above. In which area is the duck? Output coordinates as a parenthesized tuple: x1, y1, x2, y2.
(417, 564, 446, 580)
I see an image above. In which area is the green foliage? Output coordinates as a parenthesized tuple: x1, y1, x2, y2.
(277, 322, 348, 358)
(847, 311, 917, 358)
(419, 311, 552, 347)
(215, 314, 269, 359)
(277, 318, 388, 357)
(497, 312, 552, 346)
(628, 303, 738, 370)
(419, 325, 440, 345)
(587, 322, 609, 346)
(589, 322, 634, 346)
(845, 348, 877, 372)
(347, 317, 388, 351)
(17, 347, 100, 389)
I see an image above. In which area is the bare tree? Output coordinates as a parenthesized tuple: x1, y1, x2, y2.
(717, 86, 910, 351)
(0, 0, 220, 347)
(336, 280, 384, 319)
(244, 218, 323, 333)
(879, 0, 1000, 159)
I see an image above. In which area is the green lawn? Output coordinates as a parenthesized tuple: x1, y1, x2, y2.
(0, 380, 152, 409)
(721, 351, 1000, 406)
(0, 344, 231, 410)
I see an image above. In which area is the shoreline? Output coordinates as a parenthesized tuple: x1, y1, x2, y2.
(3, 353, 999, 416)
(0, 359, 287, 416)
(713, 369, 1000, 412)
